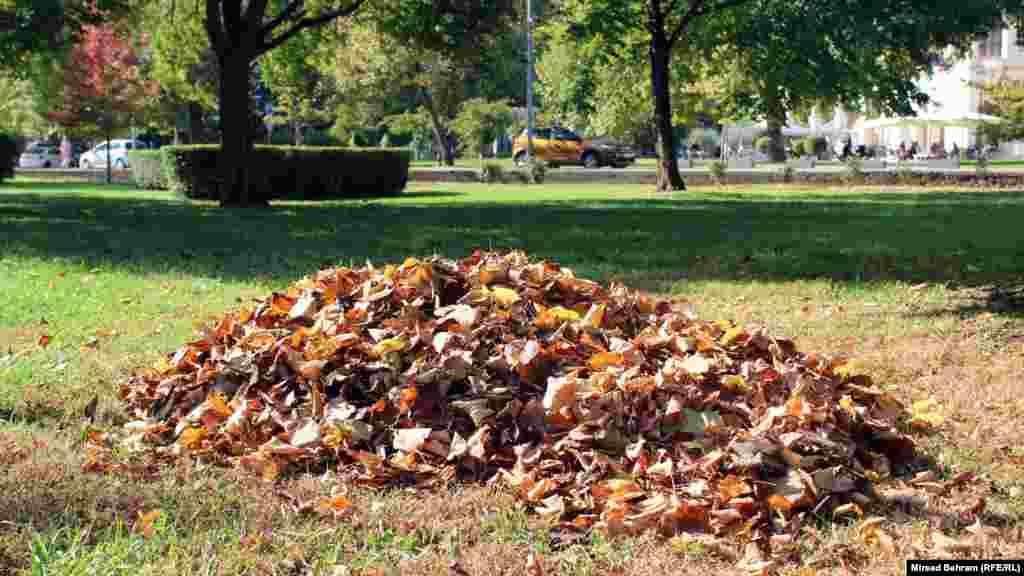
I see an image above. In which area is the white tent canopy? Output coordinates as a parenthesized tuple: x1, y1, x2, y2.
(862, 111, 1003, 130)
(753, 120, 813, 137)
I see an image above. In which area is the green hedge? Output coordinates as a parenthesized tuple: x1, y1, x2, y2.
(754, 136, 771, 154)
(797, 136, 829, 159)
(161, 145, 411, 200)
(127, 150, 165, 189)
(0, 132, 17, 183)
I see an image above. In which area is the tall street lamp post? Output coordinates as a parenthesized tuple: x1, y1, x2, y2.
(525, 0, 534, 162)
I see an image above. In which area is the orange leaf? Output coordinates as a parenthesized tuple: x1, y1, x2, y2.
(318, 496, 354, 518)
(206, 392, 232, 417)
(588, 352, 625, 370)
(270, 293, 296, 315)
(177, 427, 207, 449)
(398, 387, 417, 415)
(134, 510, 162, 538)
(767, 494, 794, 512)
(718, 475, 751, 502)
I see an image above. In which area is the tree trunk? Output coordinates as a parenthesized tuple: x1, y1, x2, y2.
(104, 120, 111, 185)
(764, 90, 787, 162)
(422, 90, 454, 166)
(187, 101, 203, 144)
(649, 27, 684, 191)
(217, 53, 261, 207)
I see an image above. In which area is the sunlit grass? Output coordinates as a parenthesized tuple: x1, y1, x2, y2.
(1, 178, 1023, 574)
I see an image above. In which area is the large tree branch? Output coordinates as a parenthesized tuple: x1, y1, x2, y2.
(258, 0, 304, 37)
(222, 0, 243, 43)
(205, 0, 226, 50)
(257, 0, 365, 56)
(664, 0, 685, 20)
(668, 0, 752, 47)
(666, 0, 706, 48)
(246, 0, 270, 33)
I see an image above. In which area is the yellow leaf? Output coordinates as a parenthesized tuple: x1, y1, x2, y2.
(583, 303, 606, 329)
(833, 361, 854, 381)
(178, 426, 207, 449)
(720, 326, 744, 346)
(206, 392, 232, 417)
(838, 395, 856, 416)
(721, 374, 751, 394)
(909, 398, 944, 429)
(535, 306, 580, 329)
(154, 357, 175, 375)
(548, 306, 580, 321)
(372, 337, 406, 357)
(491, 286, 521, 306)
(833, 503, 864, 518)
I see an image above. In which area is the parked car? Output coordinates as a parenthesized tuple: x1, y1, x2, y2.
(79, 139, 148, 170)
(18, 143, 61, 168)
(512, 127, 636, 168)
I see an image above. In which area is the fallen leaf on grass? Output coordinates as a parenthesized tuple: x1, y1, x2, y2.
(134, 510, 162, 538)
(525, 551, 545, 576)
(317, 496, 354, 520)
(859, 517, 896, 556)
(909, 398, 944, 430)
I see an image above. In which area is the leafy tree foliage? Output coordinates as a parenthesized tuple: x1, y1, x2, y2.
(978, 77, 1024, 146)
(47, 19, 158, 181)
(449, 97, 513, 166)
(370, 0, 520, 165)
(259, 2, 342, 144)
(139, 0, 218, 142)
(720, 0, 1023, 162)
(0, 0, 133, 77)
(0, 70, 53, 138)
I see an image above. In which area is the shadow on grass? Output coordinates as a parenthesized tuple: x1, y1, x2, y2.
(2, 183, 1024, 295)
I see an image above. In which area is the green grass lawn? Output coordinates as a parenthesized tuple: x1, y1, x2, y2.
(2, 178, 1023, 575)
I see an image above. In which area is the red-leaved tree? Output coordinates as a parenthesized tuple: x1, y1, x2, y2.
(48, 9, 157, 183)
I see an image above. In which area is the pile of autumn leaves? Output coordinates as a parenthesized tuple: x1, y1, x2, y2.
(112, 250, 925, 562)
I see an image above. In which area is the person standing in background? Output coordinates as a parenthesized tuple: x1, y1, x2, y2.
(60, 136, 72, 168)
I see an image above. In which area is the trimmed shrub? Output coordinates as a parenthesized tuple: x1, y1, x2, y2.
(808, 136, 829, 159)
(162, 145, 410, 200)
(709, 160, 726, 184)
(842, 156, 864, 185)
(526, 159, 546, 184)
(479, 161, 504, 183)
(304, 128, 341, 147)
(127, 150, 166, 189)
(0, 132, 16, 183)
(754, 136, 771, 155)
